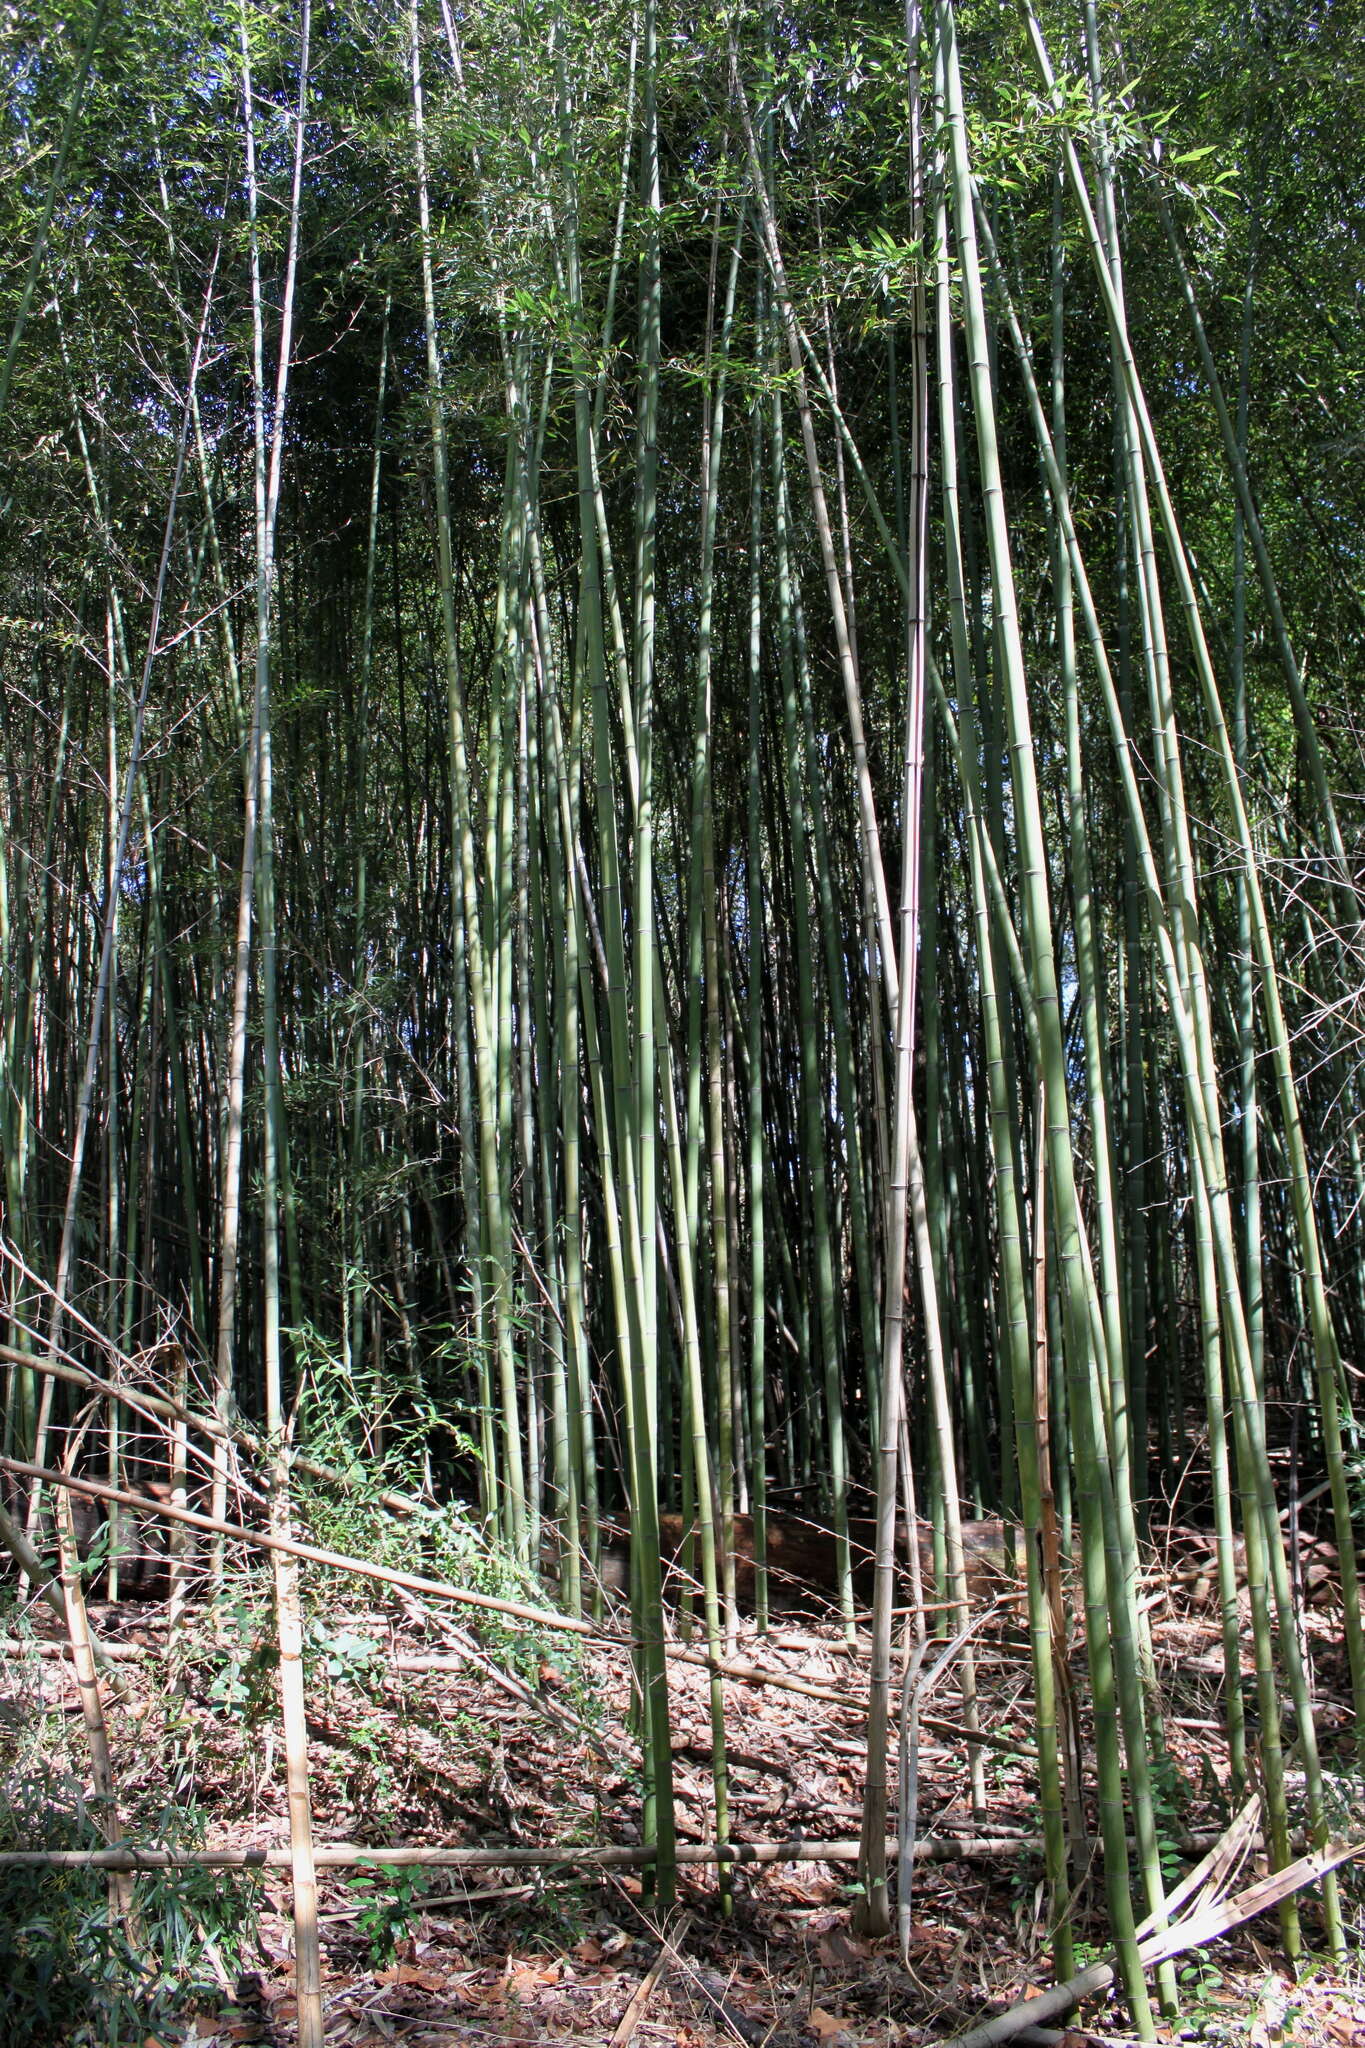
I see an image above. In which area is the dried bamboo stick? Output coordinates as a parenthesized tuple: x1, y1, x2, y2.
(0, 1830, 1252, 1873)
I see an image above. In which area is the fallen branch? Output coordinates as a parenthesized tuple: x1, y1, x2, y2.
(941, 1811, 1365, 2048)
(610, 1909, 692, 2048)
(0, 1456, 594, 1638)
(0, 1828, 1252, 1874)
(393, 1587, 618, 1752)
(54, 1491, 142, 1946)
(0, 1627, 1010, 1747)
(1140, 1832, 1365, 1965)
(0, 1637, 149, 1658)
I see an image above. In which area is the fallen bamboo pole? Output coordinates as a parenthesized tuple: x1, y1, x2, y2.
(0, 1834, 1076, 1871)
(0, 1828, 1255, 1873)
(944, 1813, 1365, 2048)
(0, 1456, 593, 1635)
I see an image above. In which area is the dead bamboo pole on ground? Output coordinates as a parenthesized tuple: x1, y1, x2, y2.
(0, 1828, 1263, 1873)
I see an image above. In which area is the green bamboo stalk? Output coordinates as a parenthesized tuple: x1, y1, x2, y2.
(687, 206, 743, 1640)
(1024, 0, 1358, 1915)
(345, 304, 390, 1386)
(770, 388, 854, 1635)
(624, 0, 675, 1900)
(937, 4, 1153, 2024)
(930, 144, 1071, 1969)
(858, 2, 932, 1932)
(525, 513, 580, 1609)
(409, 0, 527, 1560)
(659, 1020, 731, 1908)
(743, 335, 769, 1632)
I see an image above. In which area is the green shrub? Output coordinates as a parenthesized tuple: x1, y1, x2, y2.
(0, 1762, 263, 2044)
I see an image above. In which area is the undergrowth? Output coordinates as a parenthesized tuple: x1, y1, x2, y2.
(0, 1453, 600, 2039)
(0, 1620, 264, 2046)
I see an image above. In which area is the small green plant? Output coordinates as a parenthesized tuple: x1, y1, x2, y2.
(510, 1877, 596, 1952)
(1176, 1956, 1237, 2037)
(0, 1765, 123, 2047)
(288, 1316, 450, 1476)
(345, 1864, 427, 1966)
(203, 1599, 278, 1723)
(308, 1617, 382, 1684)
(1008, 1866, 1048, 1953)
(1149, 1740, 1190, 1889)
(1069, 1937, 1106, 1971)
(127, 1801, 268, 1994)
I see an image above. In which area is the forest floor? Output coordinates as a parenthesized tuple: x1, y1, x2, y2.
(5, 1530, 1365, 2048)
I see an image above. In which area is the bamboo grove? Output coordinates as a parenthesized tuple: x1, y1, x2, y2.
(2, 0, 1363, 2020)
